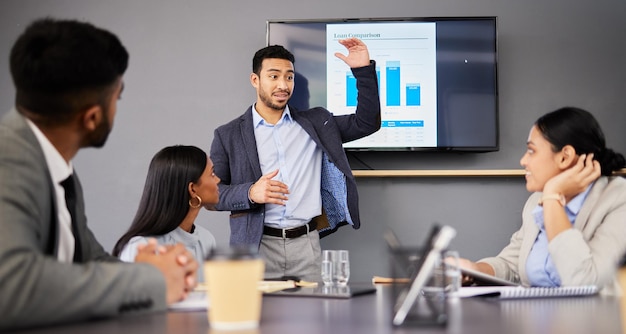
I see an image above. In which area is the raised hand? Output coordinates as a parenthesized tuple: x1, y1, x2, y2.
(248, 169, 289, 205)
(334, 37, 371, 68)
(543, 153, 601, 199)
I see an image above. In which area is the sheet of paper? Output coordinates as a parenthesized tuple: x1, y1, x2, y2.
(168, 291, 208, 311)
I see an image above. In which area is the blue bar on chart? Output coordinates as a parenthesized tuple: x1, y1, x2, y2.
(346, 71, 357, 106)
(406, 83, 421, 106)
(376, 67, 381, 95)
(386, 61, 401, 106)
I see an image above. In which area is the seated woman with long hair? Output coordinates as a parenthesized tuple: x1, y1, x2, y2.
(459, 107, 626, 293)
(113, 145, 220, 281)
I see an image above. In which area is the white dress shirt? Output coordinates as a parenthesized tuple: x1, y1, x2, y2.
(26, 119, 74, 262)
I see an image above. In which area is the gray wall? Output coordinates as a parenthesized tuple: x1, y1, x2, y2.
(1, 0, 624, 282)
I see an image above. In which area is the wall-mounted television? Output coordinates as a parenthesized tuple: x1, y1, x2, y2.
(266, 17, 499, 152)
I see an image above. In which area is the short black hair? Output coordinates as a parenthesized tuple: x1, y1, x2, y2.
(10, 18, 128, 122)
(252, 45, 294, 75)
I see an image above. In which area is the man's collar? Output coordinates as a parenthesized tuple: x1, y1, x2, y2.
(25, 118, 73, 184)
(252, 104, 291, 127)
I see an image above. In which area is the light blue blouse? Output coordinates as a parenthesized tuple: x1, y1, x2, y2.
(526, 185, 592, 286)
(119, 225, 216, 282)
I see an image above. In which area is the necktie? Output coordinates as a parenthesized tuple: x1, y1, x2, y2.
(60, 174, 82, 262)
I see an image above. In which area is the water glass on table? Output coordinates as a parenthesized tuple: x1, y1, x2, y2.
(322, 250, 335, 285)
(442, 250, 461, 300)
(321, 250, 350, 286)
(423, 250, 461, 300)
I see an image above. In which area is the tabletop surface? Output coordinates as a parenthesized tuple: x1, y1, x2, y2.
(11, 284, 624, 334)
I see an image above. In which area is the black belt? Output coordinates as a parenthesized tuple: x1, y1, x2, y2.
(263, 221, 317, 239)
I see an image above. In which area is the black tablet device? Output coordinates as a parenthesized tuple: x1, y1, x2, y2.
(264, 283, 376, 299)
(459, 266, 519, 287)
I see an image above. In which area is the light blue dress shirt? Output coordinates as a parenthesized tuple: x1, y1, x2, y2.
(526, 184, 593, 287)
(252, 105, 323, 229)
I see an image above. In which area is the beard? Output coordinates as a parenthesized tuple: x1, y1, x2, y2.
(87, 114, 112, 148)
(258, 88, 290, 111)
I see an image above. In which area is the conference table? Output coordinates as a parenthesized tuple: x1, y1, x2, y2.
(15, 284, 623, 334)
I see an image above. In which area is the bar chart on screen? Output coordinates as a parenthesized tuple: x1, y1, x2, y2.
(326, 22, 438, 148)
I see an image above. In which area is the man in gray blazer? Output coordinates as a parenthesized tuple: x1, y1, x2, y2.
(210, 38, 380, 281)
(0, 18, 197, 330)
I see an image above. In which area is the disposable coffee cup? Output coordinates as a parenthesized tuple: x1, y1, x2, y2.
(204, 246, 265, 330)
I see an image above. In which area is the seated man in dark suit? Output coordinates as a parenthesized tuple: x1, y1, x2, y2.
(0, 18, 197, 330)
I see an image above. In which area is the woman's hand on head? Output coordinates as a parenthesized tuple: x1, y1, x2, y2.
(544, 153, 601, 199)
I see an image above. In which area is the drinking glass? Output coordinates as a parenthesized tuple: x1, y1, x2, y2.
(334, 250, 350, 286)
(443, 250, 461, 300)
(321, 250, 336, 285)
(423, 250, 460, 301)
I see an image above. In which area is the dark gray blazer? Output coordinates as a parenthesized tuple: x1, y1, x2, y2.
(210, 62, 381, 247)
(0, 109, 167, 330)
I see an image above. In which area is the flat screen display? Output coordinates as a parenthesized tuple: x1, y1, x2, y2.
(266, 17, 499, 152)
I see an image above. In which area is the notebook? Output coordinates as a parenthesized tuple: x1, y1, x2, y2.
(459, 285, 599, 299)
(263, 283, 376, 299)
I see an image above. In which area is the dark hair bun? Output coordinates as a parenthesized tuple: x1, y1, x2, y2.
(598, 147, 626, 174)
